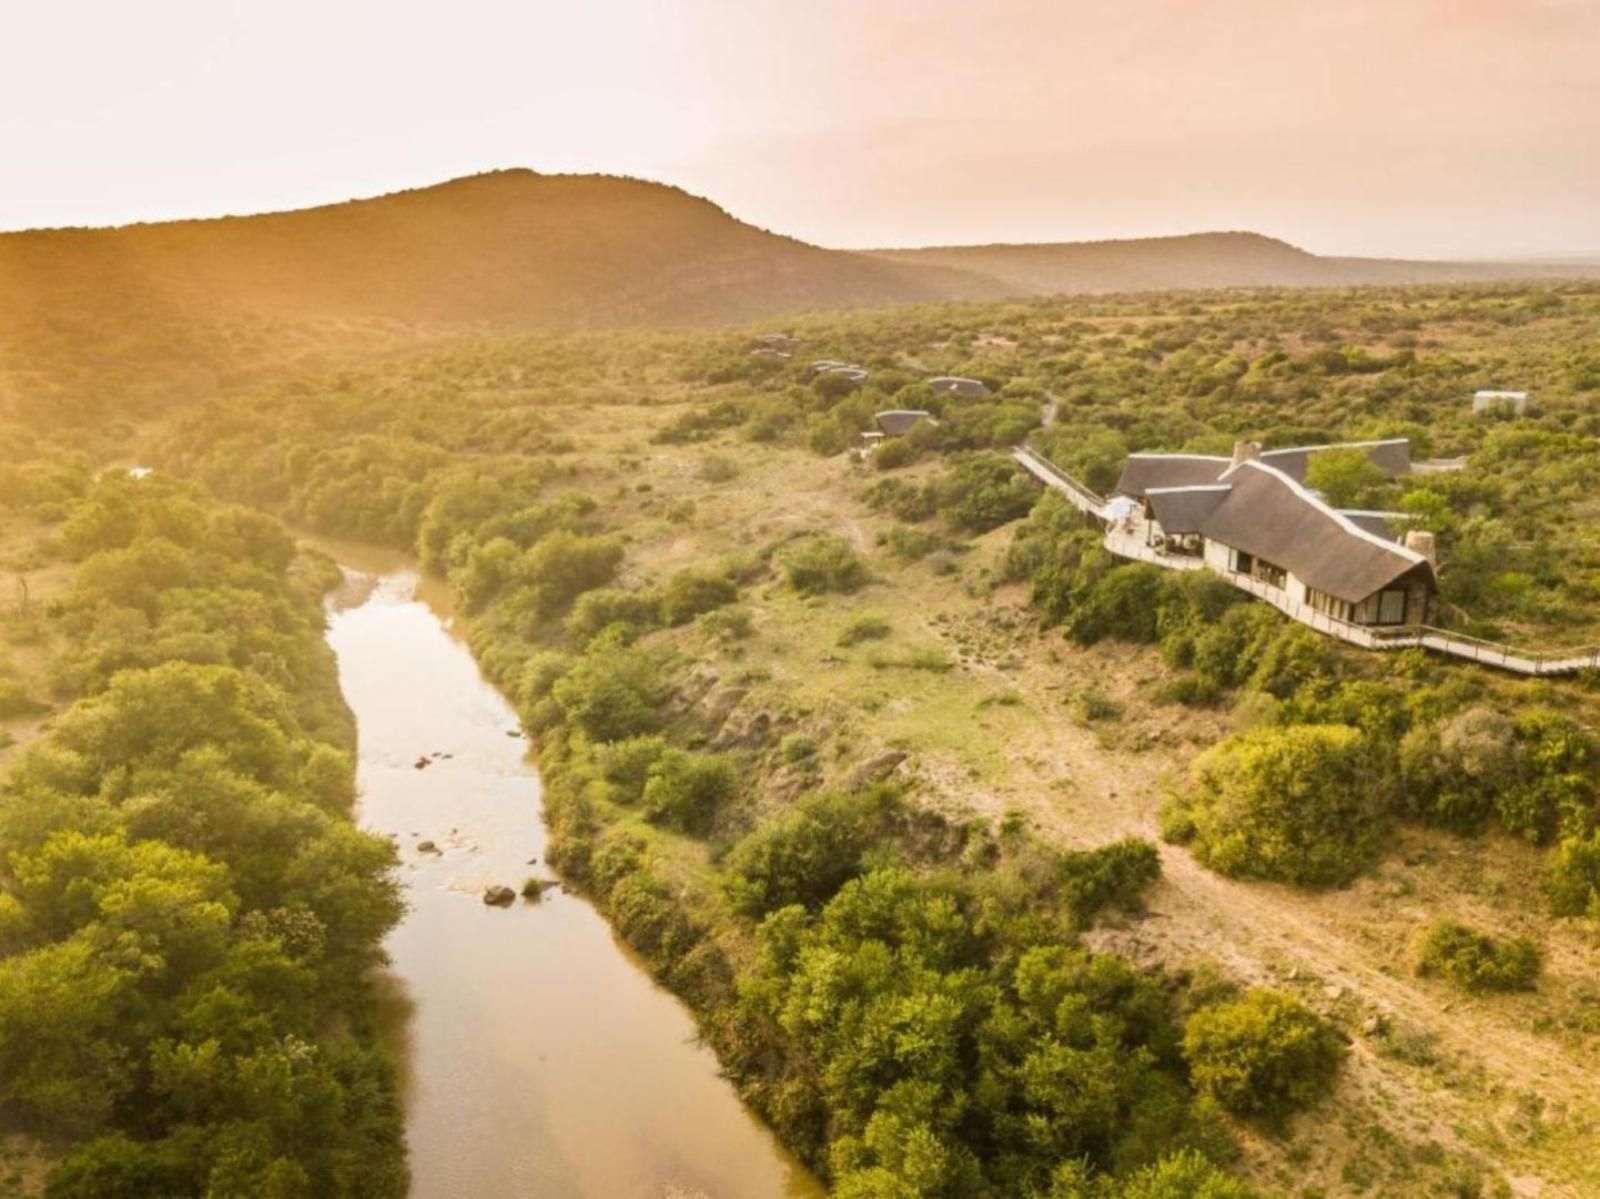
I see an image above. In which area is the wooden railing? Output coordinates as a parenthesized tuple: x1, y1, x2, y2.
(1011, 446, 1106, 518)
(1015, 443, 1600, 677)
(1162, 552, 1600, 676)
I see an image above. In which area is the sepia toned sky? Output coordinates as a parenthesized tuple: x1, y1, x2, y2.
(3, 0, 1596, 257)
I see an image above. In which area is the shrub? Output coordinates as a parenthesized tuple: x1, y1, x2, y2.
(641, 750, 739, 834)
(1398, 706, 1517, 831)
(1068, 564, 1167, 645)
(551, 644, 667, 742)
(1057, 838, 1161, 925)
(1495, 707, 1597, 845)
(563, 587, 662, 643)
(1114, 1150, 1261, 1199)
(838, 613, 891, 646)
(1070, 687, 1122, 724)
(723, 786, 899, 916)
(1174, 724, 1391, 886)
(699, 453, 740, 483)
(780, 733, 818, 765)
(872, 438, 919, 470)
(883, 524, 942, 561)
(660, 568, 738, 625)
(1183, 990, 1345, 1119)
(700, 606, 753, 642)
(1416, 920, 1541, 992)
(782, 535, 869, 595)
(1545, 830, 1600, 918)
(933, 453, 1036, 533)
(1304, 448, 1388, 508)
(863, 477, 938, 523)
(595, 735, 670, 802)
(521, 531, 625, 619)
(1244, 625, 1335, 700)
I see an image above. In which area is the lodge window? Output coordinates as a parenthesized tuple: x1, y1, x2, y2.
(1352, 588, 1409, 625)
(1308, 589, 1355, 623)
(1377, 588, 1407, 624)
(1231, 549, 1285, 589)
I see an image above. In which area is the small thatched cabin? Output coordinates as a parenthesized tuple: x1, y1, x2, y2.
(928, 376, 990, 399)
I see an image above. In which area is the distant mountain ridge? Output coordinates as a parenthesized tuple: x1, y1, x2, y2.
(2, 169, 1596, 345)
(867, 231, 1600, 295)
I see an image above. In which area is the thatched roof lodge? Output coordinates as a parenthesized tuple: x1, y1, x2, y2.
(1111, 439, 1435, 627)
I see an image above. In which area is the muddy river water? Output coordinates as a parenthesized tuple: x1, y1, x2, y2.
(323, 548, 822, 1199)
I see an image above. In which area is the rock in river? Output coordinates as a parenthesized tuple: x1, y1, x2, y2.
(482, 885, 517, 907)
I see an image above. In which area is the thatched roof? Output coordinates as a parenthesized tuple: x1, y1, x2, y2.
(928, 376, 990, 398)
(1202, 462, 1430, 603)
(1258, 438, 1412, 483)
(1114, 454, 1231, 498)
(1146, 485, 1231, 534)
(875, 409, 933, 436)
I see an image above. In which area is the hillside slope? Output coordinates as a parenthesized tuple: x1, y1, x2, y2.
(0, 170, 1001, 335)
(869, 231, 1600, 295)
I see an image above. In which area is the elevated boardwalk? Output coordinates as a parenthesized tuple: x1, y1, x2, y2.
(1011, 445, 1107, 518)
(1017, 445, 1600, 677)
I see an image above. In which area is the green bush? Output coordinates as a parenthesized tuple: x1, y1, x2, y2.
(641, 749, 739, 834)
(782, 535, 869, 595)
(1173, 724, 1391, 886)
(1416, 920, 1541, 993)
(882, 524, 942, 561)
(723, 785, 899, 916)
(1057, 838, 1161, 925)
(595, 735, 670, 803)
(660, 568, 738, 625)
(563, 587, 662, 643)
(838, 612, 891, 646)
(872, 438, 919, 470)
(1545, 830, 1600, 918)
(1304, 448, 1388, 508)
(521, 530, 626, 620)
(551, 644, 667, 743)
(1182, 990, 1345, 1119)
(1069, 564, 1167, 646)
(933, 453, 1036, 533)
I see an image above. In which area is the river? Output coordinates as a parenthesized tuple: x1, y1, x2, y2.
(322, 547, 822, 1199)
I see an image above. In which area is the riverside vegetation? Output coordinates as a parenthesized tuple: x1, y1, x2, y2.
(0, 466, 404, 1195)
(4, 280, 1600, 1195)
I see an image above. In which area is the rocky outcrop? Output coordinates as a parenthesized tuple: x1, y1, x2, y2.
(482, 885, 517, 907)
(847, 750, 908, 789)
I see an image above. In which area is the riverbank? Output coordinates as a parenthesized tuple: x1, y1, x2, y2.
(322, 542, 821, 1198)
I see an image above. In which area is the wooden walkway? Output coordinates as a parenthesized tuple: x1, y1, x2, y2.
(1015, 445, 1600, 677)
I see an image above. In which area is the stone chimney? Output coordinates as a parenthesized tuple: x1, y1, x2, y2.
(1404, 529, 1438, 566)
(1231, 440, 1261, 467)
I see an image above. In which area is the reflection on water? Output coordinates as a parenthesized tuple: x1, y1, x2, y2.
(322, 544, 821, 1199)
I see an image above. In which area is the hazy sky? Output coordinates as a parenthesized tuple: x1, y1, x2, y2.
(3, 0, 1596, 257)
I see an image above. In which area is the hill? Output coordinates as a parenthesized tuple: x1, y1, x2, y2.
(5, 171, 1599, 414)
(868, 231, 1600, 294)
(0, 170, 1002, 334)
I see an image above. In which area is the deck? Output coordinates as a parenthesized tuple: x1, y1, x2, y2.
(1016, 445, 1600, 677)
